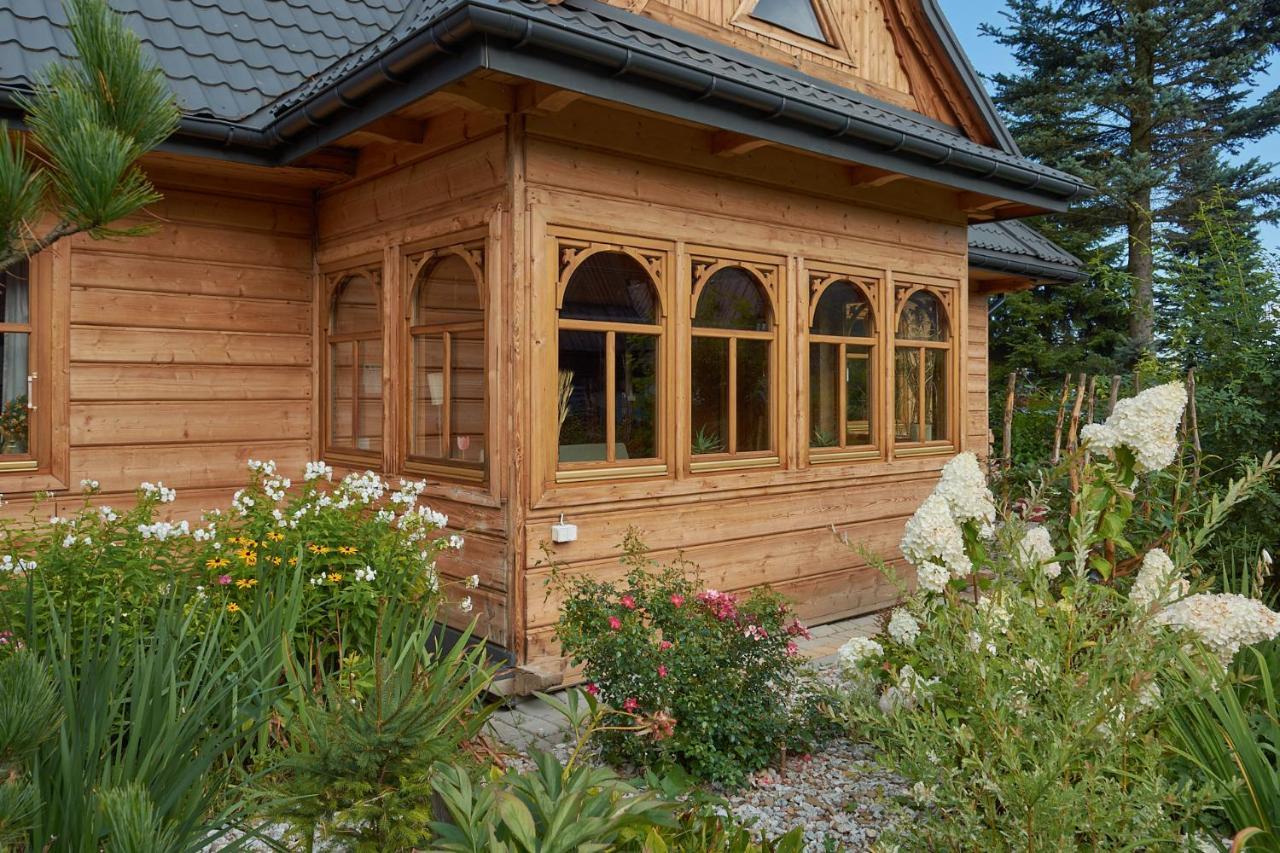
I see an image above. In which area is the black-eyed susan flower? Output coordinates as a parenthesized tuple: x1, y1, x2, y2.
(235, 578, 258, 589)
(266, 531, 285, 542)
(338, 545, 357, 556)
(206, 557, 230, 570)
(327, 572, 343, 583)
(226, 602, 241, 614)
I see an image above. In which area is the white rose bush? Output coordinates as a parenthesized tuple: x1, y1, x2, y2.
(831, 382, 1280, 849)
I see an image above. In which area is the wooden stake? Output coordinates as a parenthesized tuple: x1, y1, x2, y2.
(1067, 373, 1086, 454)
(1002, 369, 1018, 466)
(1188, 368, 1202, 487)
(1085, 375, 1097, 425)
(1108, 375, 1121, 416)
(1051, 374, 1071, 464)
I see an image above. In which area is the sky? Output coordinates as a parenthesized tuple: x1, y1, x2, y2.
(937, 1, 1280, 255)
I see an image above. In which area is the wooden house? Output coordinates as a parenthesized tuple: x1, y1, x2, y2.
(0, 0, 1086, 677)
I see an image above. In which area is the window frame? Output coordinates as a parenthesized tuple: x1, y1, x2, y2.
(688, 252, 783, 474)
(805, 268, 882, 464)
(0, 249, 69, 491)
(404, 241, 488, 484)
(552, 234, 671, 484)
(729, 0, 853, 63)
(890, 280, 958, 458)
(321, 260, 384, 467)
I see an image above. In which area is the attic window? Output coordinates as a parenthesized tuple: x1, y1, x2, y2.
(748, 0, 830, 43)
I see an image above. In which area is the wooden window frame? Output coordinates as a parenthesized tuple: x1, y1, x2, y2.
(0, 249, 69, 492)
(805, 268, 882, 464)
(890, 280, 958, 458)
(688, 252, 783, 474)
(552, 232, 671, 484)
(729, 0, 853, 63)
(404, 241, 488, 484)
(321, 260, 384, 468)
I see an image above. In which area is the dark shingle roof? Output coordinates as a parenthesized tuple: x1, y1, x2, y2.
(0, 0, 410, 121)
(969, 221, 1085, 283)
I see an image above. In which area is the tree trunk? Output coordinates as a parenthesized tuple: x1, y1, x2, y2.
(1126, 0, 1157, 355)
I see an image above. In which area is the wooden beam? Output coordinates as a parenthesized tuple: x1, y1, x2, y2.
(291, 146, 358, 179)
(359, 115, 428, 144)
(433, 79, 516, 116)
(957, 191, 1010, 213)
(710, 130, 772, 158)
(847, 165, 907, 188)
(517, 84, 584, 115)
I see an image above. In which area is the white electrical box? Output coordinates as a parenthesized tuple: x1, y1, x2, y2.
(551, 515, 578, 543)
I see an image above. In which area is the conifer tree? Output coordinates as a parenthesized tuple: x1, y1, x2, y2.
(983, 0, 1280, 357)
(0, 0, 178, 273)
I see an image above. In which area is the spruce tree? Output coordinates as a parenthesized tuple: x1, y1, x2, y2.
(0, 0, 178, 273)
(983, 0, 1280, 357)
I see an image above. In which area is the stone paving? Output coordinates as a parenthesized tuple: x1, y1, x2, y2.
(487, 612, 881, 753)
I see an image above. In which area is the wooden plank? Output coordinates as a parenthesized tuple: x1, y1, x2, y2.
(70, 439, 310, 494)
(71, 401, 311, 446)
(72, 222, 310, 270)
(71, 364, 313, 402)
(72, 253, 312, 301)
(71, 327, 311, 365)
(143, 188, 313, 237)
(72, 288, 311, 335)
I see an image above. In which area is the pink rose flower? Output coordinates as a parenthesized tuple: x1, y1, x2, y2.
(608, 615, 622, 631)
(669, 593, 684, 608)
(620, 594, 637, 611)
(622, 697, 639, 712)
(658, 640, 673, 651)
(218, 574, 231, 585)
(786, 641, 799, 657)
(657, 664, 668, 678)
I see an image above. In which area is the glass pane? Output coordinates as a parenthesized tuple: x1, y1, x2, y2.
(412, 334, 445, 458)
(450, 331, 485, 464)
(750, 0, 827, 41)
(690, 336, 728, 455)
(561, 252, 658, 324)
(357, 339, 382, 452)
(558, 330, 607, 463)
(0, 261, 31, 325)
(846, 345, 873, 446)
(416, 254, 482, 327)
(897, 290, 947, 342)
(736, 339, 771, 453)
(616, 333, 657, 461)
(894, 347, 920, 442)
(812, 281, 872, 337)
(693, 267, 771, 331)
(0, 333, 30, 456)
(329, 341, 354, 447)
(809, 342, 839, 448)
(331, 275, 379, 336)
(924, 348, 948, 442)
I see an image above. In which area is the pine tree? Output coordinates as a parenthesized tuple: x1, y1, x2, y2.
(983, 0, 1280, 358)
(0, 0, 178, 273)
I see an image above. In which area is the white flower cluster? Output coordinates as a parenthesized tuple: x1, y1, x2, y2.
(466, 574, 480, 589)
(901, 493, 971, 587)
(915, 561, 950, 594)
(887, 608, 920, 645)
(192, 524, 217, 542)
(354, 565, 377, 582)
(247, 459, 276, 475)
(340, 471, 387, 504)
(390, 479, 429, 506)
(1080, 382, 1187, 472)
(1154, 593, 1280, 667)
(977, 595, 1011, 635)
(1, 555, 36, 573)
(139, 481, 177, 503)
(1129, 548, 1189, 611)
(79, 478, 99, 492)
(878, 664, 935, 714)
(934, 452, 996, 531)
(231, 489, 255, 517)
(458, 596, 474, 613)
(97, 505, 118, 522)
(304, 460, 334, 482)
(137, 520, 189, 541)
(448, 534, 465, 550)
(837, 636, 883, 673)
(1017, 525, 1061, 579)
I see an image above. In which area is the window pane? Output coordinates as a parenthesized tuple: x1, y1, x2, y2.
(0, 333, 30, 455)
(412, 334, 444, 458)
(329, 341, 354, 447)
(897, 290, 947, 342)
(0, 262, 30, 325)
(846, 345, 873, 446)
(924, 348, 948, 442)
(332, 275, 379, 335)
(812, 281, 872, 337)
(357, 339, 382, 452)
(558, 330, 607, 463)
(693, 267, 771, 331)
(691, 336, 728, 455)
(736, 338, 771, 452)
(561, 252, 658, 324)
(450, 331, 485, 463)
(750, 0, 827, 41)
(894, 348, 920, 442)
(809, 342, 839, 448)
(616, 333, 657, 460)
(416, 254, 482, 326)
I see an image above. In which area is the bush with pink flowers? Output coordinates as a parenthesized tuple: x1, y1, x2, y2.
(552, 532, 830, 786)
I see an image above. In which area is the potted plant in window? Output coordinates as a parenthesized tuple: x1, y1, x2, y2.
(0, 394, 28, 454)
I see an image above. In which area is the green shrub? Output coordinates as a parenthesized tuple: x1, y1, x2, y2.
(552, 533, 827, 786)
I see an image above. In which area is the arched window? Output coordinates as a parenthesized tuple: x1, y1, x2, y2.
(809, 278, 877, 456)
(556, 250, 662, 470)
(409, 247, 486, 481)
(893, 288, 951, 447)
(325, 269, 382, 458)
(690, 264, 776, 461)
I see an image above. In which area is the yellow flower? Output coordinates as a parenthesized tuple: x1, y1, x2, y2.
(337, 545, 357, 556)
(242, 538, 258, 549)
(235, 547, 256, 563)
(327, 572, 344, 583)
(235, 578, 258, 589)
(226, 602, 241, 614)
(307, 543, 331, 555)
(206, 557, 230, 570)
(288, 556, 298, 567)
(268, 556, 282, 566)
(226, 536, 241, 546)
(266, 531, 285, 542)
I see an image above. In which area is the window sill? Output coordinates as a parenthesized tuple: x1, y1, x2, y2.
(689, 455, 780, 473)
(810, 448, 881, 464)
(892, 444, 955, 459)
(405, 459, 486, 484)
(556, 462, 668, 484)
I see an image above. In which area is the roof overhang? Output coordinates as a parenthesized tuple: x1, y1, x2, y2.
(0, 0, 1092, 211)
(969, 249, 1087, 285)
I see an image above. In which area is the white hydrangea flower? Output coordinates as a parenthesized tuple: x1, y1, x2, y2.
(901, 493, 972, 580)
(1079, 382, 1187, 472)
(978, 595, 1012, 635)
(1154, 593, 1280, 667)
(934, 452, 996, 531)
(1130, 548, 1189, 611)
(916, 560, 950, 594)
(837, 636, 883, 675)
(887, 608, 920, 645)
(1017, 525, 1061, 579)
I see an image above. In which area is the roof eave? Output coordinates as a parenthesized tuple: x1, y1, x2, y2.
(968, 248, 1087, 284)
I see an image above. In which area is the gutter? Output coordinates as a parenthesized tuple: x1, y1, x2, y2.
(968, 248, 1087, 283)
